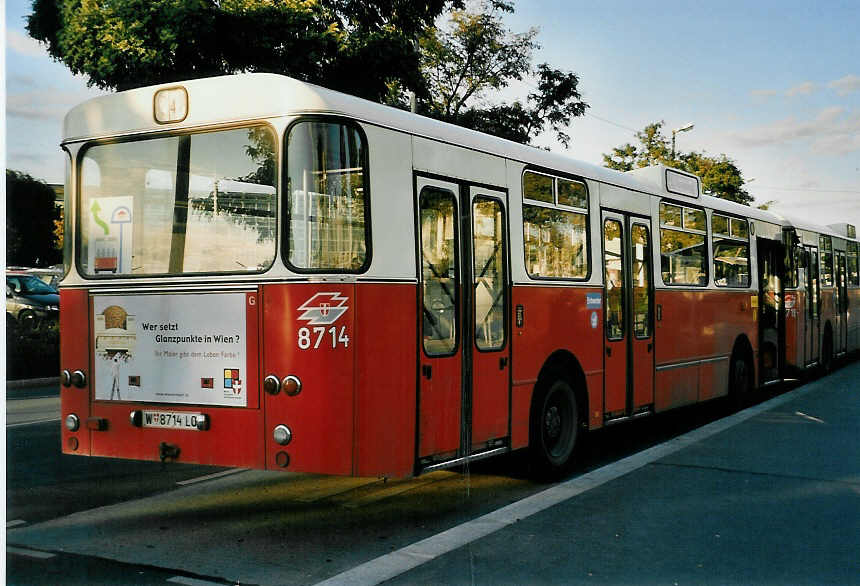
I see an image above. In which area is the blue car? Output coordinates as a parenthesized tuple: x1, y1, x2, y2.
(6, 272, 60, 332)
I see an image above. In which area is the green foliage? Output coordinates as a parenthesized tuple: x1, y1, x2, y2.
(27, 0, 457, 99)
(603, 121, 755, 206)
(6, 170, 62, 267)
(28, 0, 585, 146)
(412, 1, 587, 146)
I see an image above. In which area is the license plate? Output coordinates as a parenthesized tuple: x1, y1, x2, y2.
(142, 411, 204, 431)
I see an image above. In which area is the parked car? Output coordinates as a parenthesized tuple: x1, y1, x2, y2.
(6, 271, 60, 332)
(26, 266, 63, 289)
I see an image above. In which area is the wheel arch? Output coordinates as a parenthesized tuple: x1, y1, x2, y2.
(730, 333, 755, 388)
(531, 349, 588, 432)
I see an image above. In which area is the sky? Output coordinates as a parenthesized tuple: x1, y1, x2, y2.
(4, 0, 860, 228)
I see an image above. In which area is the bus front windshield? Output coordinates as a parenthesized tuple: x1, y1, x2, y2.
(78, 126, 277, 276)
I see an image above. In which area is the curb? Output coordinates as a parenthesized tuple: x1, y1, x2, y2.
(6, 377, 59, 389)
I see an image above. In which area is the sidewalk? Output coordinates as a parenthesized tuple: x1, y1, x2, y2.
(335, 362, 860, 585)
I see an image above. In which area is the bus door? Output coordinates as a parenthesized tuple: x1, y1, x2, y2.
(602, 211, 654, 421)
(805, 245, 820, 366)
(835, 251, 848, 355)
(416, 177, 510, 466)
(757, 237, 785, 383)
(468, 187, 509, 453)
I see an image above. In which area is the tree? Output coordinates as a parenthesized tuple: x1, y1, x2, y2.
(27, 0, 459, 101)
(409, 1, 588, 147)
(6, 170, 62, 267)
(603, 121, 754, 206)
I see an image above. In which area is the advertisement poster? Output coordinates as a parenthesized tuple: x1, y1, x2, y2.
(87, 196, 133, 275)
(92, 293, 247, 406)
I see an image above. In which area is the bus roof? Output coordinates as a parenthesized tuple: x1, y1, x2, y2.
(63, 73, 826, 232)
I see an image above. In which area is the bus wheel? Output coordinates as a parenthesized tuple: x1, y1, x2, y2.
(529, 378, 578, 480)
(728, 351, 752, 410)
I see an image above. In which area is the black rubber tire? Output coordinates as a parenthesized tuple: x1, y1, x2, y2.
(17, 309, 38, 332)
(529, 377, 579, 480)
(821, 330, 834, 375)
(728, 351, 752, 410)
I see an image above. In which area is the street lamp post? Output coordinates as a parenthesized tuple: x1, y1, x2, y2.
(671, 123, 695, 160)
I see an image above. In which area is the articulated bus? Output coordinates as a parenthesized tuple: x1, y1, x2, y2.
(58, 74, 860, 478)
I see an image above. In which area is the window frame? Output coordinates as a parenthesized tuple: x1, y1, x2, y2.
(419, 185, 461, 358)
(630, 221, 653, 340)
(819, 235, 834, 288)
(282, 116, 372, 275)
(521, 167, 591, 282)
(711, 211, 751, 289)
(75, 121, 280, 279)
(658, 198, 709, 287)
(603, 218, 625, 342)
(846, 240, 859, 287)
(472, 194, 508, 354)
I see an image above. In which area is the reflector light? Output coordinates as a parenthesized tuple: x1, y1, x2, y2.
(67, 437, 79, 451)
(129, 411, 142, 427)
(281, 375, 302, 396)
(263, 375, 280, 395)
(196, 414, 210, 431)
(61, 370, 72, 387)
(65, 414, 80, 432)
(275, 452, 290, 468)
(273, 424, 292, 446)
(71, 370, 87, 388)
(154, 87, 188, 123)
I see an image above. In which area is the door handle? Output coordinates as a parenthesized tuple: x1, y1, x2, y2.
(499, 356, 508, 370)
(606, 347, 612, 357)
(647, 343, 653, 353)
(422, 364, 432, 380)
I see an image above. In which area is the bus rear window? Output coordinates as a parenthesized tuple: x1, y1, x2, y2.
(286, 121, 368, 272)
(79, 126, 277, 276)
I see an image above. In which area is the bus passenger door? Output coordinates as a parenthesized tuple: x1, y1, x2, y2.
(417, 178, 463, 462)
(629, 220, 654, 413)
(602, 213, 627, 418)
(602, 212, 654, 421)
(805, 246, 820, 366)
(757, 237, 784, 383)
(468, 188, 510, 452)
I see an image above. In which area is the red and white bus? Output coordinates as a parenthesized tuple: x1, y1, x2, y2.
(58, 74, 859, 478)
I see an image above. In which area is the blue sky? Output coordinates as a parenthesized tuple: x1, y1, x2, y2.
(4, 0, 859, 226)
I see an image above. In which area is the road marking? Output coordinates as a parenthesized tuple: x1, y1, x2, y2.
(7, 546, 56, 559)
(315, 381, 822, 586)
(795, 411, 825, 423)
(6, 519, 27, 528)
(176, 468, 249, 486)
(7, 418, 61, 428)
(166, 577, 225, 586)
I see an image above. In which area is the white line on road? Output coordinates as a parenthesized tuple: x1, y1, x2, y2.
(7, 546, 56, 559)
(315, 381, 822, 586)
(795, 411, 825, 423)
(176, 468, 249, 486)
(7, 418, 60, 428)
(167, 576, 227, 586)
(6, 520, 27, 528)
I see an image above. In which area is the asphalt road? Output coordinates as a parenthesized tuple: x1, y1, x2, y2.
(6, 364, 858, 585)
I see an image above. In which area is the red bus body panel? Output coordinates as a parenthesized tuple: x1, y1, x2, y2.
(654, 289, 756, 410)
(510, 285, 604, 448)
(60, 289, 93, 456)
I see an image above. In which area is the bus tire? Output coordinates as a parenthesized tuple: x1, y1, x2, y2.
(529, 377, 579, 480)
(821, 326, 834, 374)
(728, 348, 752, 410)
